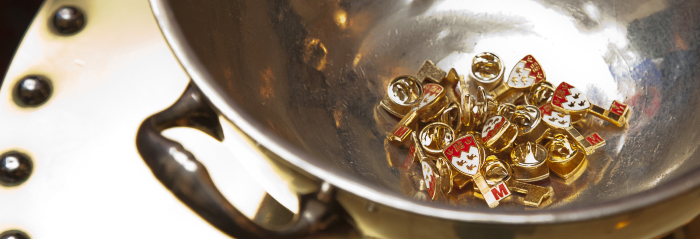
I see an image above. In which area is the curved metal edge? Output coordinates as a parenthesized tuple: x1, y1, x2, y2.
(135, 82, 337, 238)
(146, 0, 700, 225)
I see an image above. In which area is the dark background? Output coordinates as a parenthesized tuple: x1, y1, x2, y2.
(0, 0, 45, 86)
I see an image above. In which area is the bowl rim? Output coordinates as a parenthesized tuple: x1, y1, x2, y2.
(148, 0, 700, 224)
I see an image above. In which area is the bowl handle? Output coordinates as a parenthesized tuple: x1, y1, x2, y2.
(136, 82, 337, 238)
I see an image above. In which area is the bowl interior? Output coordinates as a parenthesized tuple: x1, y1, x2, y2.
(157, 0, 700, 211)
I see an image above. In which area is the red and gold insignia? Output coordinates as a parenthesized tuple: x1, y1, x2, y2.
(481, 116, 506, 142)
(506, 55, 546, 89)
(421, 161, 437, 198)
(552, 82, 590, 111)
(443, 135, 481, 176)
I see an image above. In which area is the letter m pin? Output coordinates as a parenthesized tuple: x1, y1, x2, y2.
(489, 182, 511, 201)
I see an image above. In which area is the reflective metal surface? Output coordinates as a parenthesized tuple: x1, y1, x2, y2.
(150, 0, 700, 237)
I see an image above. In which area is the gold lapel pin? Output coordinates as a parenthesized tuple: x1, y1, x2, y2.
(460, 93, 479, 132)
(511, 105, 550, 144)
(510, 142, 550, 182)
(460, 86, 498, 132)
(551, 82, 630, 127)
(561, 127, 606, 155)
(482, 155, 512, 186)
(436, 156, 454, 195)
(416, 60, 446, 84)
(409, 131, 429, 162)
(506, 179, 553, 207)
(387, 83, 448, 143)
(441, 68, 461, 103)
(539, 103, 573, 129)
(470, 52, 506, 91)
(475, 156, 513, 205)
(439, 102, 462, 133)
(419, 122, 456, 156)
(545, 134, 587, 179)
(494, 103, 516, 119)
(481, 115, 519, 153)
(380, 75, 424, 118)
(525, 80, 555, 107)
(443, 134, 506, 208)
(487, 55, 547, 101)
(475, 155, 550, 207)
(421, 159, 441, 201)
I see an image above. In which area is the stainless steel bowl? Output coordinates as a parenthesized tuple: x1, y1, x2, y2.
(143, 0, 700, 238)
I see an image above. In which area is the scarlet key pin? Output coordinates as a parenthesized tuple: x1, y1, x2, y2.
(443, 134, 503, 208)
(551, 82, 630, 127)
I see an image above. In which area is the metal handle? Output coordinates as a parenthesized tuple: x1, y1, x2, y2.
(136, 82, 336, 238)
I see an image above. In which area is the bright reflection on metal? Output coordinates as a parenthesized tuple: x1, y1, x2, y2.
(151, 0, 700, 235)
(21, 79, 37, 91)
(335, 10, 347, 29)
(3, 156, 19, 171)
(169, 147, 197, 172)
(57, 8, 73, 20)
(220, 117, 300, 214)
(430, 0, 629, 101)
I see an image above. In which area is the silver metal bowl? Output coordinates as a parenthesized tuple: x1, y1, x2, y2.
(144, 0, 700, 237)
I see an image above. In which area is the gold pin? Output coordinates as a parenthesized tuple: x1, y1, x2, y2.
(539, 103, 572, 129)
(494, 103, 516, 119)
(476, 86, 499, 118)
(506, 179, 552, 207)
(442, 68, 461, 103)
(510, 142, 550, 182)
(475, 155, 550, 207)
(481, 155, 512, 186)
(421, 159, 441, 201)
(416, 60, 446, 84)
(481, 115, 519, 153)
(440, 102, 462, 133)
(419, 122, 456, 156)
(545, 134, 587, 179)
(460, 86, 498, 132)
(511, 105, 550, 144)
(472, 156, 513, 204)
(387, 83, 448, 143)
(443, 134, 504, 208)
(408, 131, 429, 162)
(487, 55, 547, 101)
(460, 93, 479, 132)
(469, 52, 506, 91)
(588, 100, 630, 127)
(525, 80, 555, 107)
(436, 156, 454, 194)
(379, 75, 423, 118)
(561, 126, 606, 155)
(384, 136, 416, 169)
(551, 82, 630, 127)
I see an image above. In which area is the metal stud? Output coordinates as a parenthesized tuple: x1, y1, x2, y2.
(52, 6, 85, 35)
(0, 230, 30, 239)
(0, 151, 33, 187)
(14, 76, 51, 107)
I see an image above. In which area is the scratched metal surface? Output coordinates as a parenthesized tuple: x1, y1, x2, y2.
(152, 0, 700, 216)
